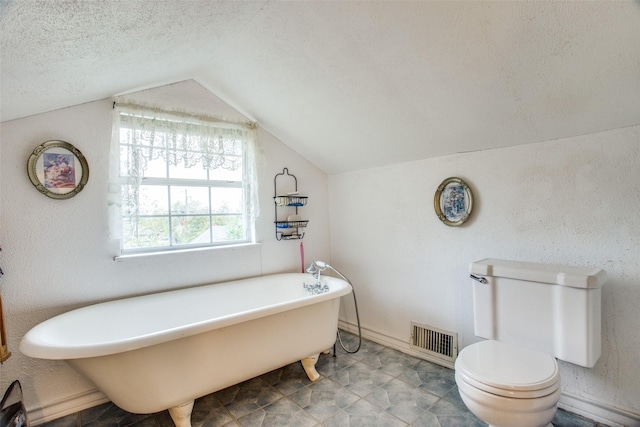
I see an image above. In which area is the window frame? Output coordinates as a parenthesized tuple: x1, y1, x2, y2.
(113, 108, 255, 255)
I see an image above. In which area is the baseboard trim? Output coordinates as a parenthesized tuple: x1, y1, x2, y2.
(338, 320, 640, 427)
(559, 391, 640, 427)
(28, 389, 109, 426)
(337, 320, 455, 369)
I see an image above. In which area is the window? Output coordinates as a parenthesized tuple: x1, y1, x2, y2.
(109, 104, 259, 254)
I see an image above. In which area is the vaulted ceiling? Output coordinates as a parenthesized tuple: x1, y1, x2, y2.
(2, 1, 639, 174)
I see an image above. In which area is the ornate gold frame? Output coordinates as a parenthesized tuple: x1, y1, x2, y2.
(434, 177, 473, 226)
(27, 140, 89, 199)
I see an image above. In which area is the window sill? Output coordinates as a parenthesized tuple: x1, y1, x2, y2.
(113, 243, 261, 262)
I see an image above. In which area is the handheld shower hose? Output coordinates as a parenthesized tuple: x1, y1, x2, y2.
(306, 261, 362, 354)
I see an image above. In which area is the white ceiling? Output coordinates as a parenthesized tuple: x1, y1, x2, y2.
(2, 1, 639, 174)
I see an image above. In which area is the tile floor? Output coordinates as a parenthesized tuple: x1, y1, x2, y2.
(40, 332, 608, 427)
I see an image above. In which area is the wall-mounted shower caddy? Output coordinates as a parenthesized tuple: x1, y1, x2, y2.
(274, 168, 308, 240)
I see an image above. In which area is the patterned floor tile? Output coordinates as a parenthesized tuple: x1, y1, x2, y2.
(363, 378, 440, 424)
(191, 393, 235, 427)
(334, 332, 385, 360)
(440, 384, 466, 407)
(37, 334, 608, 427)
(329, 360, 395, 397)
(152, 410, 175, 427)
(426, 398, 486, 426)
(260, 362, 314, 396)
(408, 410, 442, 427)
(236, 397, 319, 427)
(360, 347, 421, 377)
(288, 377, 360, 421)
(38, 413, 81, 427)
(552, 408, 598, 427)
(315, 351, 358, 378)
(323, 399, 408, 427)
(214, 378, 282, 419)
(80, 402, 153, 426)
(398, 359, 457, 397)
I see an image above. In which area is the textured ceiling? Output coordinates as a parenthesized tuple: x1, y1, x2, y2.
(2, 1, 640, 174)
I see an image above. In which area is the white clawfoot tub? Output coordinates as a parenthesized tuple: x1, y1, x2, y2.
(20, 273, 351, 427)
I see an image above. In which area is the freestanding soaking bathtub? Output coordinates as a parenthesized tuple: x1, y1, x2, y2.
(20, 273, 352, 427)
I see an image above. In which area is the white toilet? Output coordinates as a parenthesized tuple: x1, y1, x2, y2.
(455, 259, 606, 427)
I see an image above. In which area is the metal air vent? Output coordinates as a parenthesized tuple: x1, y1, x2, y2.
(410, 322, 458, 365)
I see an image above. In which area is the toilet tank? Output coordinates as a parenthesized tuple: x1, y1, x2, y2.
(470, 259, 607, 368)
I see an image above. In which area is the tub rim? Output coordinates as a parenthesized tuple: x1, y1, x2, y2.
(20, 273, 351, 360)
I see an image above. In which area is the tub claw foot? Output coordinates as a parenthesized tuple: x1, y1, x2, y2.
(168, 400, 194, 427)
(301, 353, 321, 381)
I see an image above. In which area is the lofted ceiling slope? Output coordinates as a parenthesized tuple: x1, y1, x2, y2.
(2, 1, 640, 174)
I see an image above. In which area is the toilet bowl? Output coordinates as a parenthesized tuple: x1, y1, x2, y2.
(455, 340, 561, 427)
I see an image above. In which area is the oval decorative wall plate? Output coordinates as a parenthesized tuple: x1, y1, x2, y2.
(434, 177, 473, 226)
(27, 140, 89, 199)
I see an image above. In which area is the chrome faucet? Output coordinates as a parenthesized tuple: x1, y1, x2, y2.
(306, 260, 328, 284)
(305, 260, 330, 294)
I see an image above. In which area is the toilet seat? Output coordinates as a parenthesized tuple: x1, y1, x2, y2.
(455, 340, 560, 399)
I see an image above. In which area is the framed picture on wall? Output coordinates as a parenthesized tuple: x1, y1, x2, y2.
(27, 140, 89, 199)
(434, 177, 473, 226)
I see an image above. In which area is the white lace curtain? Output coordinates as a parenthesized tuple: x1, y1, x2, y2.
(108, 102, 261, 240)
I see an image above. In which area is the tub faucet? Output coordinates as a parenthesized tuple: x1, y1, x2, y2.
(305, 261, 331, 294)
(306, 260, 328, 285)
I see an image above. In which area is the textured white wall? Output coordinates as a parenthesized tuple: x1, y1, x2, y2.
(329, 126, 640, 422)
(0, 81, 330, 421)
(2, 79, 638, 424)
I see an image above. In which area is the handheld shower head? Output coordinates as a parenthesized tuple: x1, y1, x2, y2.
(304, 260, 362, 354)
(313, 260, 328, 270)
(306, 260, 328, 274)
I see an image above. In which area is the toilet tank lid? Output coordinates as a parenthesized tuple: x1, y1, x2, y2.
(470, 259, 607, 289)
